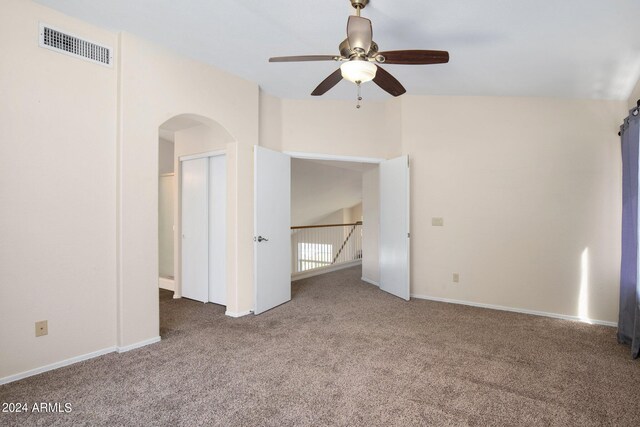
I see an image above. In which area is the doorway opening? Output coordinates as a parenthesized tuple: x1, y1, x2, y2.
(157, 114, 234, 314)
(254, 148, 410, 315)
(290, 158, 377, 284)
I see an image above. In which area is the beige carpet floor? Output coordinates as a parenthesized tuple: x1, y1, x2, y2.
(1, 266, 639, 426)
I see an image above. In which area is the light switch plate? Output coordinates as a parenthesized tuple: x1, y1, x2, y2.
(432, 217, 444, 226)
(453, 273, 459, 283)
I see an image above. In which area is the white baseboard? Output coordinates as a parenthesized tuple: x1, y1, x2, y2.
(158, 277, 175, 291)
(292, 260, 362, 282)
(361, 277, 379, 287)
(225, 309, 252, 318)
(116, 336, 161, 353)
(411, 294, 617, 327)
(0, 346, 117, 386)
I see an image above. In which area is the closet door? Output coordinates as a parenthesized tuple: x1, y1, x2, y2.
(208, 155, 226, 305)
(181, 158, 209, 303)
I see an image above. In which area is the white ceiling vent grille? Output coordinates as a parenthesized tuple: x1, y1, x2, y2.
(39, 23, 113, 67)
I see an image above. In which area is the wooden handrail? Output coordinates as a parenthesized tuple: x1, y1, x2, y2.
(291, 221, 362, 230)
(332, 223, 360, 264)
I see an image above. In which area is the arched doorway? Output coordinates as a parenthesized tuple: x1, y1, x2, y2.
(157, 114, 235, 327)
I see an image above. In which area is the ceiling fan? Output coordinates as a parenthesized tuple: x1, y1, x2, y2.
(269, 0, 449, 100)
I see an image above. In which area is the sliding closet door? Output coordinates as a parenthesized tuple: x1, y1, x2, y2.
(208, 155, 226, 305)
(181, 158, 209, 303)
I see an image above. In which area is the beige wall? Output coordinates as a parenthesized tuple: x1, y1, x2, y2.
(158, 138, 175, 175)
(314, 209, 345, 226)
(266, 99, 402, 159)
(117, 32, 259, 345)
(1, 0, 260, 380)
(158, 139, 175, 278)
(267, 94, 624, 323)
(312, 204, 362, 226)
(347, 203, 363, 223)
(402, 95, 625, 323)
(259, 91, 282, 151)
(0, 0, 118, 378)
(158, 175, 174, 278)
(225, 142, 255, 314)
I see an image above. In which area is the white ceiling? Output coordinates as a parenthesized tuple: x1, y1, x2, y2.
(35, 0, 640, 100)
(291, 159, 365, 226)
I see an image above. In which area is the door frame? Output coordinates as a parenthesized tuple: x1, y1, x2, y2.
(253, 150, 385, 314)
(284, 151, 385, 164)
(285, 152, 386, 269)
(179, 150, 226, 162)
(284, 151, 387, 285)
(177, 149, 226, 301)
(256, 150, 408, 311)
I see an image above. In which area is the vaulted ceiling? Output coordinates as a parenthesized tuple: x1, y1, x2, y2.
(36, 0, 640, 100)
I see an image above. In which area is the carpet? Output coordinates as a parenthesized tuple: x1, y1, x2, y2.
(1, 266, 639, 426)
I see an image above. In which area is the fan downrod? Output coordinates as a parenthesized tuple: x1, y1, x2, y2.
(350, 0, 369, 12)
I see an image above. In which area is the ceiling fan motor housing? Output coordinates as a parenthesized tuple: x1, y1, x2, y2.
(350, 0, 369, 10)
(340, 39, 379, 59)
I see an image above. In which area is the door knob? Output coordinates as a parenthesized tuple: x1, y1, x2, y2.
(257, 236, 269, 242)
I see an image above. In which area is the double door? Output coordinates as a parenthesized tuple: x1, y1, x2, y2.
(254, 146, 410, 315)
(181, 154, 226, 305)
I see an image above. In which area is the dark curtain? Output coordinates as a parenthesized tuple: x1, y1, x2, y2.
(618, 107, 640, 359)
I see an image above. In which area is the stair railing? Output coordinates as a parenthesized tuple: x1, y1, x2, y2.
(291, 222, 363, 273)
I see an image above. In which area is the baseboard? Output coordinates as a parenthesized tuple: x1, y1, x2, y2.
(291, 260, 362, 282)
(361, 277, 379, 287)
(411, 294, 617, 327)
(225, 309, 252, 318)
(116, 336, 161, 353)
(0, 346, 117, 386)
(158, 277, 175, 291)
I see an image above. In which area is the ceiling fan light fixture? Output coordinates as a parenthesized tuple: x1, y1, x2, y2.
(340, 59, 377, 83)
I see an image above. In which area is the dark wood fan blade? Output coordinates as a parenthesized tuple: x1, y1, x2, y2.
(373, 65, 406, 97)
(269, 55, 339, 63)
(378, 50, 449, 65)
(347, 16, 372, 53)
(311, 69, 343, 96)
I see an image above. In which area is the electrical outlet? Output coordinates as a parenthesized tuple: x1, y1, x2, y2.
(432, 217, 444, 227)
(35, 320, 48, 337)
(453, 273, 459, 283)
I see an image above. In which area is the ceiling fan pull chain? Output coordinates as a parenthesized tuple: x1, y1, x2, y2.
(356, 81, 363, 109)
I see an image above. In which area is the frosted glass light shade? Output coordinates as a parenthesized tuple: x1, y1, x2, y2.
(340, 60, 377, 83)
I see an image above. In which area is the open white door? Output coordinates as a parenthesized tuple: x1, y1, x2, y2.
(379, 155, 410, 300)
(254, 146, 291, 314)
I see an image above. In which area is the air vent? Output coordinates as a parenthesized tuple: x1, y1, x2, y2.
(39, 23, 113, 67)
